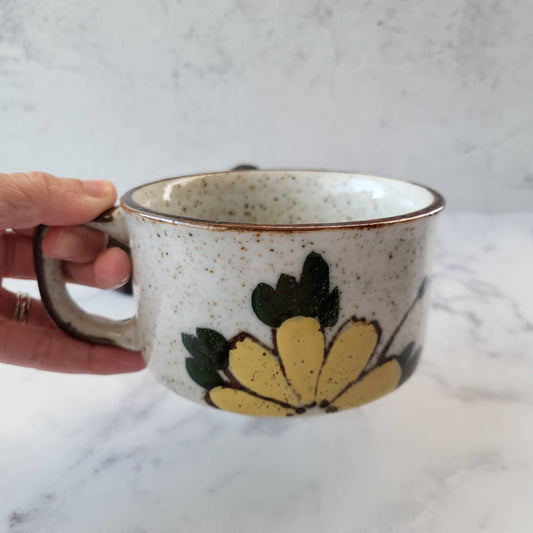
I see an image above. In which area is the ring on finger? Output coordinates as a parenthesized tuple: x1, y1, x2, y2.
(13, 292, 32, 325)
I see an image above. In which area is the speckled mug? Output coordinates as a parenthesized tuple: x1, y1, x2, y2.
(35, 170, 444, 417)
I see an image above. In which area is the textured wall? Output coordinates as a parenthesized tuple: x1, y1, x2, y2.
(1, 0, 532, 211)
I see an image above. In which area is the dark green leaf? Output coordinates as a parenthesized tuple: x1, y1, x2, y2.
(252, 275, 300, 327)
(276, 274, 298, 307)
(275, 274, 300, 322)
(196, 328, 231, 369)
(417, 276, 428, 300)
(397, 344, 422, 386)
(317, 287, 339, 328)
(252, 282, 281, 327)
(252, 252, 340, 328)
(181, 329, 230, 372)
(297, 252, 330, 316)
(396, 341, 415, 366)
(182, 333, 207, 360)
(185, 358, 225, 390)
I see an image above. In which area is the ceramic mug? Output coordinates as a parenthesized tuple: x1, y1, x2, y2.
(34, 169, 445, 417)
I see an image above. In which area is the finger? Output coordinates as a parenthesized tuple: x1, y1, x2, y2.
(63, 247, 131, 290)
(1, 230, 131, 288)
(0, 231, 35, 279)
(0, 320, 146, 374)
(11, 228, 35, 238)
(0, 289, 55, 328)
(0, 172, 117, 230)
(42, 226, 108, 263)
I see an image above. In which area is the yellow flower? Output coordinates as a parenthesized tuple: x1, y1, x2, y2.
(208, 316, 402, 417)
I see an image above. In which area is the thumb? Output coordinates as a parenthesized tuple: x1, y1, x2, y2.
(0, 172, 117, 230)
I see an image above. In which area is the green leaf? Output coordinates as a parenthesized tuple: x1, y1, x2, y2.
(396, 343, 422, 386)
(252, 282, 281, 328)
(417, 276, 428, 300)
(196, 328, 231, 369)
(317, 287, 339, 328)
(396, 341, 415, 365)
(182, 328, 231, 376)
(185, 358, 225, 390)
(182, 333, 205, 359)
(276, 274, 299, 310)
(297, 252, 339, 327)
(297, 251, 330, 316)
(251, 252, 340, 328)
(182, 328, 231, 389)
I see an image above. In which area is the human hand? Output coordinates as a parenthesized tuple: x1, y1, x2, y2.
(0, 171, 145, 374)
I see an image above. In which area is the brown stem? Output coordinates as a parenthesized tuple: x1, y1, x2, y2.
(223, 368, 241, 388)
(377, 285, 424, 363)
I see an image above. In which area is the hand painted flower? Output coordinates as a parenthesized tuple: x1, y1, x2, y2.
(208, 316, 402, 417)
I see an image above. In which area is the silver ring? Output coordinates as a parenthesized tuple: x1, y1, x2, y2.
(13, 292, 31, 325)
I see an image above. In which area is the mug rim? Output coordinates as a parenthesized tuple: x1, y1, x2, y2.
(121, 169, 446, 231)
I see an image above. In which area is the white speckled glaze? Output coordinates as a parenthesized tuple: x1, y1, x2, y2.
(36, 170, 444, 417)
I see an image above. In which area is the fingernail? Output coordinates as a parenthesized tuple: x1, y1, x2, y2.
(52, 229, 83, 259)
(109, 275, 130, 291)
(83, 180, 115, 199)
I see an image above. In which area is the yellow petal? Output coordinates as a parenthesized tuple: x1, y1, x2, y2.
(276, 316, 324, 405)
(328, 359, 402, 412)
(228, 335, 301, 407)
(209, 387, 297, 417)
(316, 319, 380, 403)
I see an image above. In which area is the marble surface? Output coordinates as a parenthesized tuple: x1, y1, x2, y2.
(2, 1, 533, 211)
(1, 212, 532, 532)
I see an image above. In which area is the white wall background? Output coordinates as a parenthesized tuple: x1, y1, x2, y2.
(1, 0, 532, 211)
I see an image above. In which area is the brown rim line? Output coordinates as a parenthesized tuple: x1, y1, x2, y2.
(121, 170, 446, 231)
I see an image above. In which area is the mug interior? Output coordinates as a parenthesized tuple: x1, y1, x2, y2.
(125, 170, 443, 226)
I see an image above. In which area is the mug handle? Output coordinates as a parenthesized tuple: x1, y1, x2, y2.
(33, 206, 140, 350)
